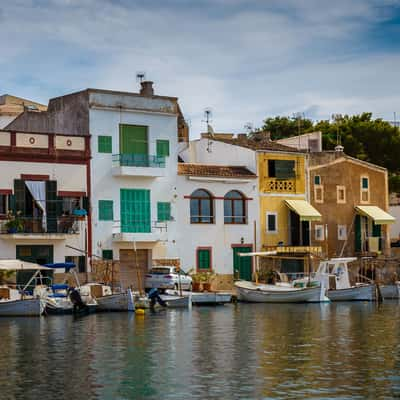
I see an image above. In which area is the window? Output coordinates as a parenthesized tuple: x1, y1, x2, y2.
(98, 136, 112, 153)
(156, 140, 170, 157)
(266, 212, 277, 233)
(361, 176, 369, 203)
(268, 160, 295, 179)
(61, 197, 82, 215)
(338, 225, 347, 241)
(98, 200, 113, 221)
(314, 175, 321, 185)
(197, 248, 211, 271)
(157, 202, 171, 222)
(190, 189, 214, 223)
(314, 186, 324, 203)
(224, 190, 246, 224)
(0, 194, 8, 215)
(120, 124, 148, 155)
(102, 250, 113, 260)
(337, 185, 346, 204)
(315, 225, 324, 241)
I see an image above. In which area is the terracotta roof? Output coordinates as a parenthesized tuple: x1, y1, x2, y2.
(178, 163, 257, 178)
(204, 135, 303, 153)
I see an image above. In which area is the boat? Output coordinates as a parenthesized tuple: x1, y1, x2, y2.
(379, 284, 399, 299)
(160, 292, 191, 308)
(43, 263, 98, 314)
(235, 280, 324, 303)
(0, 259, 50, 316)
(315, 258, 375, 301)
(165, 289, 232, 305)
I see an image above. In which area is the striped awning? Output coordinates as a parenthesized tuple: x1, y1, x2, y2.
(355, 205, 395, 224)
(285, 200, 322, 221)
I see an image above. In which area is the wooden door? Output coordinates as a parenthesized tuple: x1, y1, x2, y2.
(119, 249, 149, 291)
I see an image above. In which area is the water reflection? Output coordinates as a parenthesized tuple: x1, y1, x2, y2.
(0, 302, 399, 399)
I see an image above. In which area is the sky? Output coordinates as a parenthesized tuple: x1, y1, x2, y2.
(1, 0, 400, 137)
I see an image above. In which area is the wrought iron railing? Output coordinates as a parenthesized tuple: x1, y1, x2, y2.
(112, 154, 166, 168)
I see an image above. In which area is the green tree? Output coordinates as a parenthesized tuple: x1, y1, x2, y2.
(261, 116, 314, 140)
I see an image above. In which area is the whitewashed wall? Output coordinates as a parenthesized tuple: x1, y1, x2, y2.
(89, 107, 179, 262)
(175, 175, 259, 274)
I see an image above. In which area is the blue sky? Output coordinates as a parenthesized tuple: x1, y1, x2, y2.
(1, 0, 400, 137)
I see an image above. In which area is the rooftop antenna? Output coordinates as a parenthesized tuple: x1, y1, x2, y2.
(293, 112, 303, 149)
(332, 113, 342, 146)
(202, 108, 213, 152)
(244, 122, 253, 134)
(136, 71, 146, 83)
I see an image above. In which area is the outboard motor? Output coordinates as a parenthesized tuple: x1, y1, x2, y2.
(68, 287, 87, 313)
(147, 288, 167, 309)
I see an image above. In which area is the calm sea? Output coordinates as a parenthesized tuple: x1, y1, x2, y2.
(1, 302, 399, 399)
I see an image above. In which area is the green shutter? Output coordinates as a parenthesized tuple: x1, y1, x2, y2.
(120, 125, 148, 155)
(198, 249, 211, 270)
(82, 196, 89, 213)
(98, 136, 112, 153)
(46, 181, 58, 233)
(99, 200, 113, 221)
(157, 202, 171, 222)
(314, 175, 321, 185)
(355, 214, 362, 252)
(102, 250, 113, 260)
(8, 194, 15, 214)
(275, 160, 295, 179)
(120, 189, 151, 233)
(362, 177, 369, 189)
(157, 140, 170, 157)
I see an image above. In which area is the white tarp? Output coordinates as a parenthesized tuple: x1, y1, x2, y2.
(25, 180, 46, 230)
(0, 259, 52, 271)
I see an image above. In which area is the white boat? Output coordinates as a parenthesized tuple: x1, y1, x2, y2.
(315, 258, 375, 301)
(0, 260, 51, 317)
(235, 280, 323, 303)
(160, 293, 190, 308)
(191, 291, 232, 305)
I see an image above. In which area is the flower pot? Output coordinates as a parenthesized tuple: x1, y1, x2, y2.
(202, 282, 211, 292)
(192, 282, 201, 292)
(7, 227, 17, 234)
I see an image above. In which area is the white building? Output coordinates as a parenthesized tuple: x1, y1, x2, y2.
(0, 129, 89, 285)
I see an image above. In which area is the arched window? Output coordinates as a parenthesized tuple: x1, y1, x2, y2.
(190, 189, 214, 223)
(224, 190, 246, 224)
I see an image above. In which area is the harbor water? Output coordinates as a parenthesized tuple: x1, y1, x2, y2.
(1, 302, 400, 399)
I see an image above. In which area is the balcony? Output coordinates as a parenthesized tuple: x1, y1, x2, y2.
(263, 245, 323, 255)
(263, 178, 296, 193)
(112, 154, 166, 177)
(0, 216, 83, 240)
(111, 220, 168, 243)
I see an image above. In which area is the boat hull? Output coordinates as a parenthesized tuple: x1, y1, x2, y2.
(96, 293, 129, 311)
(160, 295, 190, 308)
(379, 285, 399, 299)
(192, 292, 232, 305)
(235, 281, 323, 303)
(0, 298, 44, 317)
(327, 284, 375, 301)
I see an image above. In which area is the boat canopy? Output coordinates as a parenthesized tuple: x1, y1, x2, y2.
(238, 251, 277, 257)
(355, 205, 395, 225)
(284, 200, 322, 221)
(0, 259, 53, 271)
(44, 263, 76, 271)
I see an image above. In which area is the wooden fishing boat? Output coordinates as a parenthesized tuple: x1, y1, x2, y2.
(0, 296, 44, 317)
(235, 280, 323, 303)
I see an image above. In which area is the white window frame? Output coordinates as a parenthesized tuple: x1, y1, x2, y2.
(360, 175, 370, 203)
(315, 224, 325, 241)
(336, 185, 346, 204)
(314, 185, 324, 204)
(338, 224, 347, 241)
(266, 212, 278, 233)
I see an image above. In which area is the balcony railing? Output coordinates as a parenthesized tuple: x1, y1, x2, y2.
(0, 216, 82, 235)
(264, 178, 296, 193)
(112, 154, 166, 168)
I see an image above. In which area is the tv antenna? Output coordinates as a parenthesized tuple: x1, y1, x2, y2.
(136, 72, 146, 83)
(332, 113, 342, 145)
(202, 108, 214, 152)
(244, 122, 253, 134)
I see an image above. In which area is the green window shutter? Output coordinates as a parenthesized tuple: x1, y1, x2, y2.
(102, 249, 113, 260)
(82, 196, 89, 213)
(14, 179, 26, 215)
(157, 202, 171, 222)
(99, 200, 113, 221)
(157, 140, 170, 157)
(120, 189, 151, 233)
(275, 160, 295, 179)
(355, 214, 362, 252)
(198, 249, 211, 270)
(314, 175, 321, 185)
(46, 180, 58, 233)
(8, 194, 15, 214)
(120, 125, 148, 155)
(362, 177, 369, 189)
(98, 136, 112, 153)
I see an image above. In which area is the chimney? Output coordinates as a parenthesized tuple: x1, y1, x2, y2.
(140, 81, 154, 97)
(334, 144, 344, 158)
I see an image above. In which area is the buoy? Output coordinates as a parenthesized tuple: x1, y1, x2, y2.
(135, 308, 145, 315)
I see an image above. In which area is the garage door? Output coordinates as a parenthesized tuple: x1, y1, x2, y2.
(119, 249, 149, 291)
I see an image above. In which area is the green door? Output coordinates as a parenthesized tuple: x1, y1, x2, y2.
(120, 189, 151, 233)
(16, 245, 54, 292)
(120, 125, 148, 155)
(355, 214, 362, 252)
(233, 246, 252, 281)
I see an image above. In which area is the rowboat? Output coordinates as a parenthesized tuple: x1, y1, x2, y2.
(235, 280, 323, 303)
(0, 296, 44, 317)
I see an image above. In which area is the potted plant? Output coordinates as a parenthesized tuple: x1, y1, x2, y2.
(4, 211, 24, 234)
(187, 269, 202, 292)
(200, 271, 216, 292)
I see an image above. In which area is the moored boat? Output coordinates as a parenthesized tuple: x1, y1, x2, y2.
(235, 280, 323, 303)
(0, 296, 44, 317)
